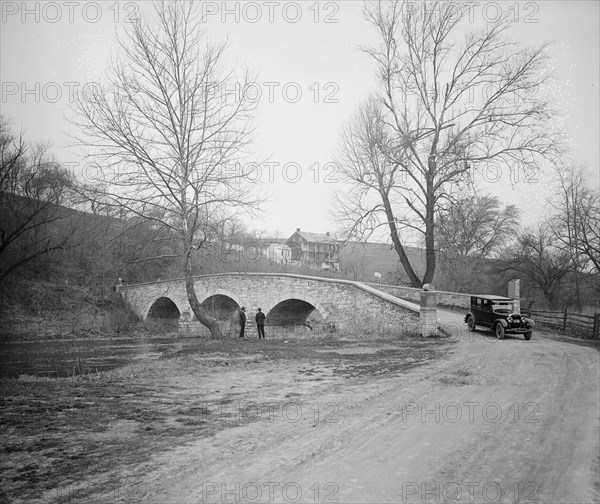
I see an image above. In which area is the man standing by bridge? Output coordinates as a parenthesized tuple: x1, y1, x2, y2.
(255, 308, 266, 339)
(239, 307, 246, 339)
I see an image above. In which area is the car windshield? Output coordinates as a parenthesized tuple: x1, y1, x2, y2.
(492, 302, 512, 313)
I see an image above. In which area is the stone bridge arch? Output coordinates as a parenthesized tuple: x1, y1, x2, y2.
(143, 295, 186, 321)
(263, 292, 329, 326)
(198, 289, 243, 321)
(198, 289, 243, 309)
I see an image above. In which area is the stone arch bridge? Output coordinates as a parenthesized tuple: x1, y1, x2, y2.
(117, 273, 419, 337)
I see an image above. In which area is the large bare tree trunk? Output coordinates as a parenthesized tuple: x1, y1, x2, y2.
(381, 191, 422, 287)
(182, 245, 222, 339)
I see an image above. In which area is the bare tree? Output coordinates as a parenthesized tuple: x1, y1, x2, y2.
(72, 1, 260, 338)
(0, 118, 76, 281)
(437, 195, 520, 258)
(506, 224, 571, 308)
(577, 191, 600, 273)
(436, 194, 520, 291)
(550, 165, 600, 270)
(548, 165, 600, 308)
(334, 0, 561, 287)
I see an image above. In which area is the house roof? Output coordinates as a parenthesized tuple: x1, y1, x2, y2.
(288, 230, 336, 243)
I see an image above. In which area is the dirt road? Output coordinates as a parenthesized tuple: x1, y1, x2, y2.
(114, 312, 599, 504)
(3, 310, 598, 504)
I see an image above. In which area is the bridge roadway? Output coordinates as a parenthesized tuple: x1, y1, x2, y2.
(117, 272, 420, 337)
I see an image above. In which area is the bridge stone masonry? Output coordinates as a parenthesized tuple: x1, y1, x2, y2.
(116, 273, 422, 338)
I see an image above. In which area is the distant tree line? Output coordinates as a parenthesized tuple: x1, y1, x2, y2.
(434, 169, 599, 310)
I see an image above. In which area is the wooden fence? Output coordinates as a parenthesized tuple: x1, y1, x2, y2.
(521, 308, 600, 338)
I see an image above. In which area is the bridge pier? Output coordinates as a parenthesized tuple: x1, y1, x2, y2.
(177, 310, 238, 338)
(178, 310, 193, 335)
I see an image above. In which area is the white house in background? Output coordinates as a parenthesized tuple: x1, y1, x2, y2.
(264, 243, 292, 264)
(286, 228, 340, 271)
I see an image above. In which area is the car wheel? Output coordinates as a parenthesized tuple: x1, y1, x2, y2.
(467, 316, 475, 332)
(524, 330, 532, 341)
(495, 323, 505, 340)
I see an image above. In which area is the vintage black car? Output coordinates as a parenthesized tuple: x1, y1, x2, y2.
(464, 295, 534, 340)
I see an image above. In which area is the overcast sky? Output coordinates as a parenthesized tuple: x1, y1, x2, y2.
(2, 0, 598, 238)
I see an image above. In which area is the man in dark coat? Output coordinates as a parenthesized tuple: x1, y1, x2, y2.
(239, 306, 246, 339)
(255, 307, 266, 339)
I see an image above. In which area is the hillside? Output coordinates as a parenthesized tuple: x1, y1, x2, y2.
(339, 241, 426, 284)
(0, 279, 146, 342)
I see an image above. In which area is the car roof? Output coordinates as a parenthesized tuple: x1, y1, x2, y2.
(471, 295, 513, 301)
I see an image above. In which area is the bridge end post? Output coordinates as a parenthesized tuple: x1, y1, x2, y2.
(420, 284, 438, 337)
(114, 278, 128, 306)
(508, 279, 521, 314)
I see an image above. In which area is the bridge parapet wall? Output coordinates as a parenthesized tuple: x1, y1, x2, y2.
(365, 283, 472, 309)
